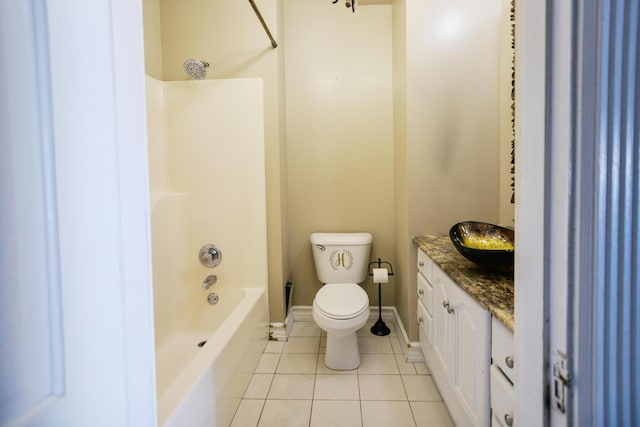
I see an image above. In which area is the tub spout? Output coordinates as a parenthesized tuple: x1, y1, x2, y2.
(202, 275, 217, 290)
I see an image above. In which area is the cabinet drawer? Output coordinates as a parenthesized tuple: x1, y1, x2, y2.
(417, 249, 433, 282)
(418, 299, 433, 349)
(490, 365, 514, 427)
(491, 317, 515, 383)
(417, 272, 434, 315)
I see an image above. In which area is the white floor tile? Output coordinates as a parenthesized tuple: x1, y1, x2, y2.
(359, 375, 407, 401)
(230, 399, 265, 427)
(250, 321, 455, 427)
(410, 401, 455, 427)
(390, 337, 404, 354)
(289, 322, 322, 337)
(244, 374, 274, 399)
(314, 374, 360, 400)
(283, 337, 320, 353)
(358, 353, 399, 375)
(258, 399, 312, 427)
(402, 375, 442, 401)
(388, 322, 397, 337)
(255, 353, 281, 374)
(264, 341, 285, 353)
(395, 354, 417, 375)
(357, 322, 376, 336)
(310, 400, 362, 427)
(316, 354, 357, 375)
(268, 374, 316, 400)
(361, 400, 416, 427)
(276, 353, 318, 374)
(359, 337, 393, 354)
(414, 362, 430, 375)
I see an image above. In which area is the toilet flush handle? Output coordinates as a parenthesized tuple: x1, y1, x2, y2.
(316, 245, 326, 251)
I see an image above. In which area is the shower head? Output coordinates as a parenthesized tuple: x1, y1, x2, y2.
(183, 59, 210, 80)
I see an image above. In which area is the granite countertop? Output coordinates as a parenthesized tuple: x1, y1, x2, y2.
(414, 235, 514, 331)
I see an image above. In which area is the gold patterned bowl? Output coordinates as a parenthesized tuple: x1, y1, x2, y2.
(449, 221, 514, 266)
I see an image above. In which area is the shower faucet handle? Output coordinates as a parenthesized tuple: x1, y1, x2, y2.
(202, 275, 217, 290)
(199, 244, 222, 267)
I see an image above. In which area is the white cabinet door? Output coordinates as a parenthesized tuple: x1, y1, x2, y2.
(449, 283, 491, 427)
(431, 268, 451, 381)
(418, 256, 490, 427)
(418, 299, 433, 353)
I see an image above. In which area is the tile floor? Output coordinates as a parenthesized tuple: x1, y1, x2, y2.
(229, 320, 455, 427)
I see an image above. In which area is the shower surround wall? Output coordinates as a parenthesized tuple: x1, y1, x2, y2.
(146, 76, 268, 305)
(154, 0, 290, 324)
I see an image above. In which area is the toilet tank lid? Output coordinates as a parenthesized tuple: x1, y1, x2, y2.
(310, 232, 373, 245)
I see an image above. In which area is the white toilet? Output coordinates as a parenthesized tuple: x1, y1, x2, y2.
(310, 232, 372, 370)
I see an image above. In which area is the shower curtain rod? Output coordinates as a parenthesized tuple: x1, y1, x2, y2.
(248, 0, 278, 48)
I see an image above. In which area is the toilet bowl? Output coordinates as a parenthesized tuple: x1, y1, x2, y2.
(310, 232, 373, 370)
(313, 283, 370, 370)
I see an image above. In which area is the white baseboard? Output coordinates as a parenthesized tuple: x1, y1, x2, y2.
(270, 305, 424, 363)
(269, 309, 294, 341)
(389, 306, 424, 363)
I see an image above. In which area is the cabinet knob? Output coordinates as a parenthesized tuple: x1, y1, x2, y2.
(504, 413, 514, 426)
(418, 288, 424, 296)
(418, 261, 424, 268)
(505, 355, 515, 369)
(442, 300, 454, 313)
(418, 315, 424, 324)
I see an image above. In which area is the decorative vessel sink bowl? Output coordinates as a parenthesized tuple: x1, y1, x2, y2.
(449, 221, 514, 266)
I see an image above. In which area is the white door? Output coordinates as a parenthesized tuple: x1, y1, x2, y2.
(0, 1, 156, 426)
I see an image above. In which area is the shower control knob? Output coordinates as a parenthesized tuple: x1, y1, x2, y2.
(207, 292, 219, 305)
(199, 244, 222, 268)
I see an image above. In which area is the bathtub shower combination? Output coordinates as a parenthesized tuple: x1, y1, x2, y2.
(146, 76, 269, 426)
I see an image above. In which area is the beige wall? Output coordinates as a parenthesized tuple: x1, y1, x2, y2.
(142, 0, 163, 79)
(392, 0, 410, 340)
(394, 0, 503, 340)
(153, 0, 290, 322)
(144, 0, 511, 333)
(284, 1, 396, 308)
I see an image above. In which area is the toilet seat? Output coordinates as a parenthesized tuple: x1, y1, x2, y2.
(314, 283, 369, 320)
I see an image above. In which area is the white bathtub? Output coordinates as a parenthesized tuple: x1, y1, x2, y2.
(146, 77, 269, 426)
(156, 284, 268, 426)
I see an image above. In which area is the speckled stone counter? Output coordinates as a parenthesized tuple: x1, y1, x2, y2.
(414, 235, 514, 331)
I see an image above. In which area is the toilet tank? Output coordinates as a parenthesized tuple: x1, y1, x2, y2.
(310, 232, 373, 284)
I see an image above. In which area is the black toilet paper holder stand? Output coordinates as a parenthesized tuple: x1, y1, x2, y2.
(368, 258, 394, 336)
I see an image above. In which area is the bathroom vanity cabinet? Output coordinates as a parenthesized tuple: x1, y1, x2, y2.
(490, 317, 515, 427)
(415, 236, 514, 427)
(418, 249, 491, 427)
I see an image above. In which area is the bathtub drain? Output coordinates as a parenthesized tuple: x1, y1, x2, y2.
(197, 340, 207, 348)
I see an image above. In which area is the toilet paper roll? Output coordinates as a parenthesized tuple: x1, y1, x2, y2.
(372, 268, 389, 284)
